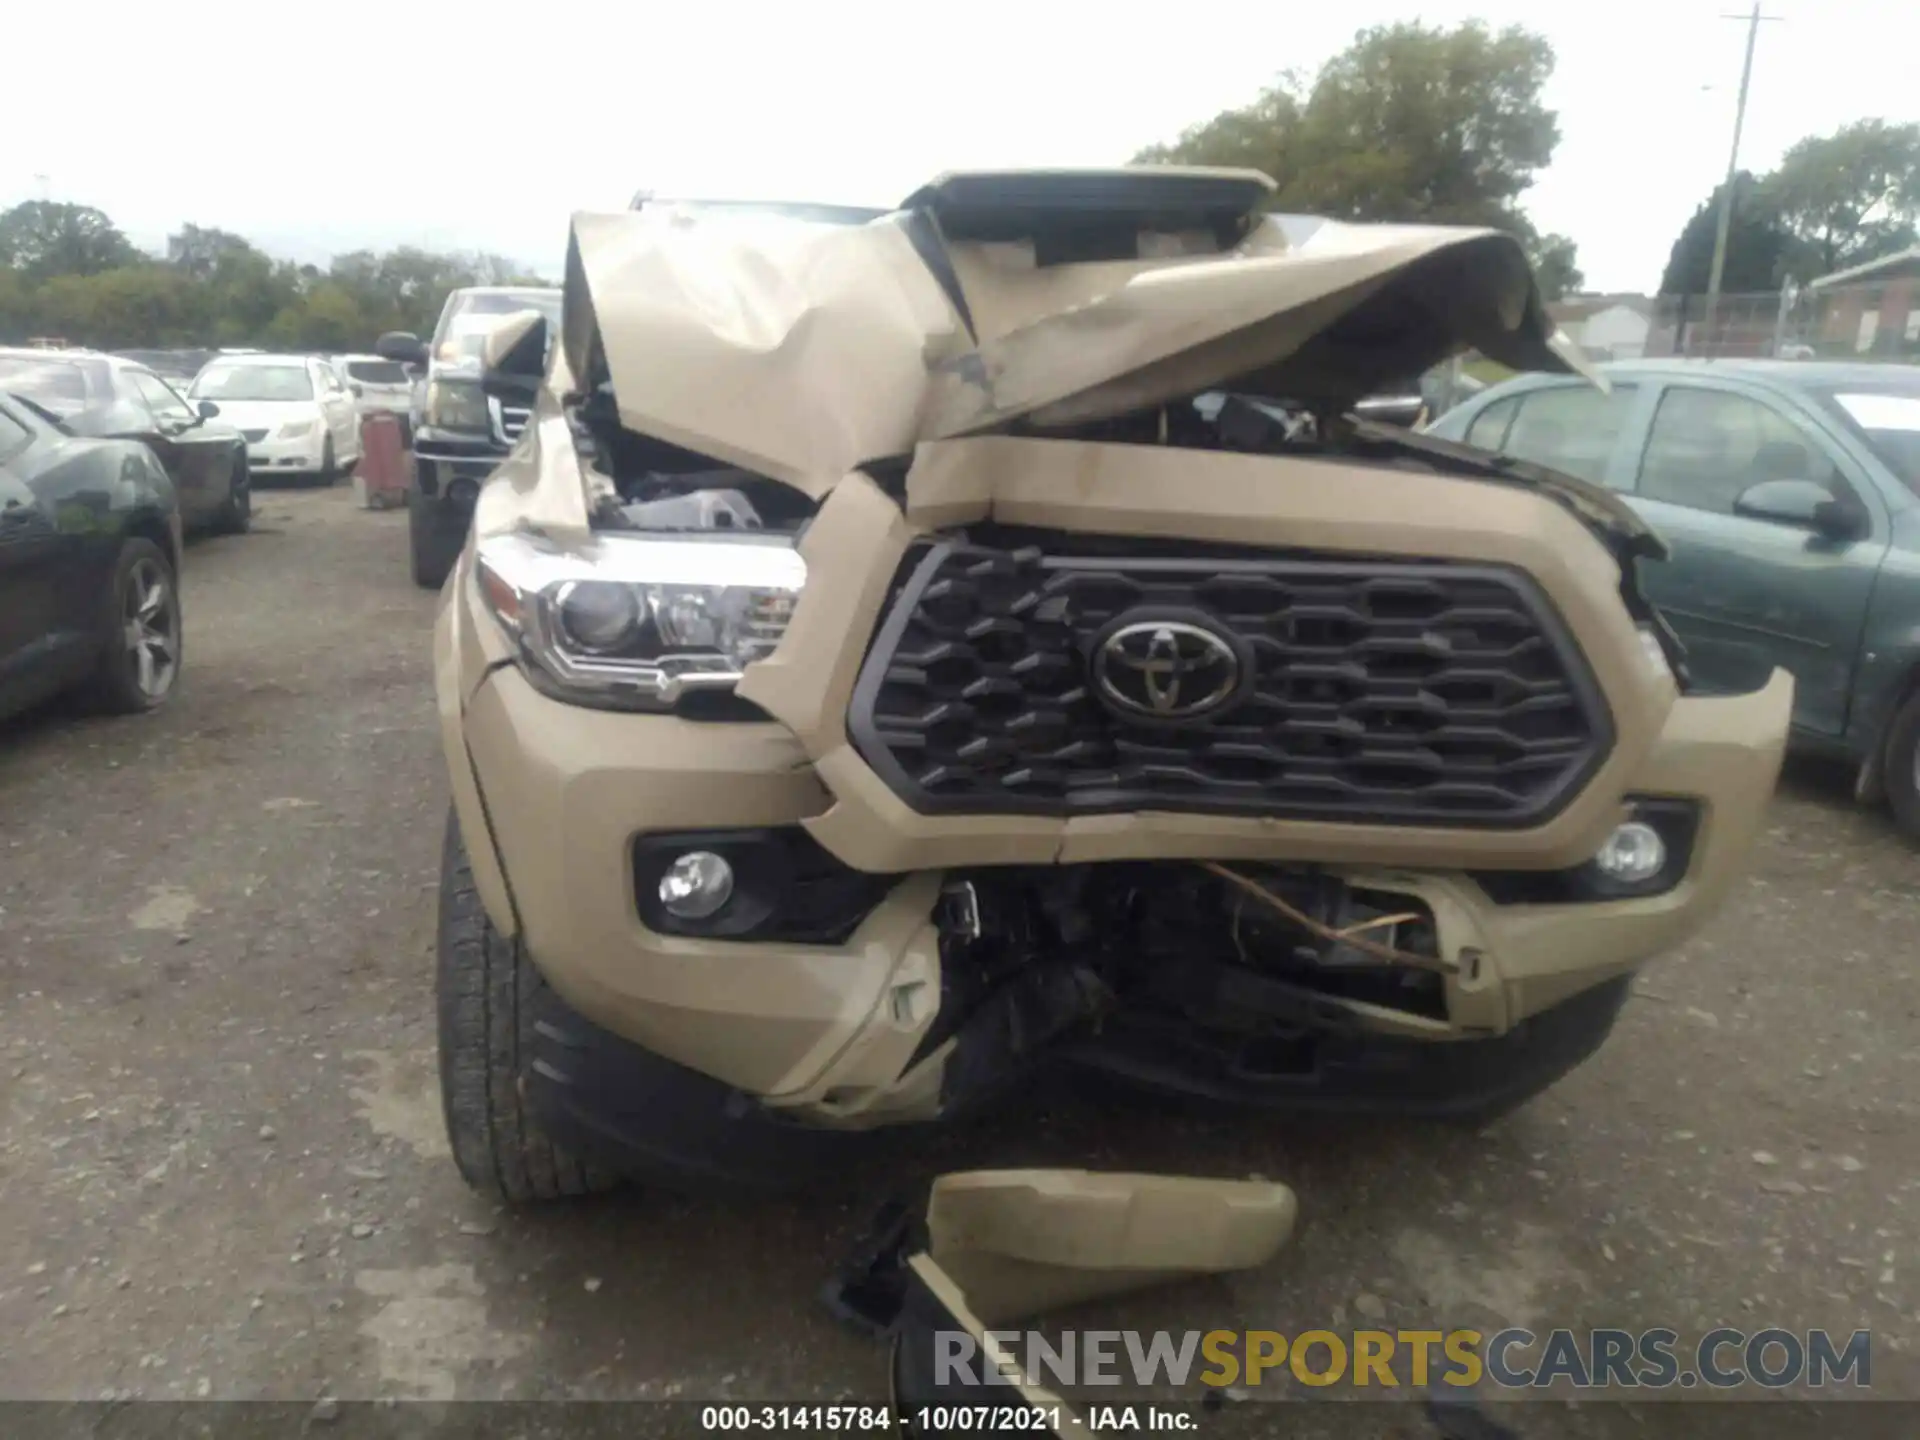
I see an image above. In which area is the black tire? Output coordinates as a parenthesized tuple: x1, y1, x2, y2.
(1883, 690, 1920, 839)
(437, 808, 619, 1203)
(83, 537, 183, 715)
(409, 484, 462, 590)
(215, 453, 251, 534)
(318, 434, 337, 486)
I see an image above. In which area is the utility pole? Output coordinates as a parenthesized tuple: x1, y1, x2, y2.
(1701, 3, 1781, 352)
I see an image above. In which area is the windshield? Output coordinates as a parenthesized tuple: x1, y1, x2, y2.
(193, 363, 314, 402)
(1824, 388, 1920, 490)
(0, 356, 92, 414)
(432, 290, 564, 362)
(345, 359, 408, 385)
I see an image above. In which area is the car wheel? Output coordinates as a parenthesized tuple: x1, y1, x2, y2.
(84, 538, 182, 715)
(437, 807, 619, 1203)
(216, 454, 252, 534)
(1883, 690, 1920, 839)
(318, 435, 337, 487)
(409, 485, 461, 590)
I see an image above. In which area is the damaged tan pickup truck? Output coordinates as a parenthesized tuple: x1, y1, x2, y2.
(431, 168, 1793, 1201)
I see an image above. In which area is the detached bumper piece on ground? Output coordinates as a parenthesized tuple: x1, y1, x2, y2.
(836, 1170, 1294, 1436)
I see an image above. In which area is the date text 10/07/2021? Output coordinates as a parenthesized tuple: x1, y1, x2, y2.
(699, 1405, 1195, 1432)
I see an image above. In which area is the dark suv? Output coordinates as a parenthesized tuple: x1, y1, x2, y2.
(376, 286, 562, 588)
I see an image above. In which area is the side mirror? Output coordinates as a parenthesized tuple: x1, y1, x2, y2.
(349, 382, 365, 398)
(1734, 478, 1868, 541)
(197, 399, 220, 419)
(480, 310, 548, 399)
(374, 330, 429, 368)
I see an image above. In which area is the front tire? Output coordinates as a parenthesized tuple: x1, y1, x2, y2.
(83, 538, 182, 715)
(1883, 690, 1920, 839)
(437, 809, 618, 1203)
(409, 485, 462, 590)
(215, 454, 252, 534)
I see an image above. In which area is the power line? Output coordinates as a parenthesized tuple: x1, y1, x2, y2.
(1701, 3, 1785, 347)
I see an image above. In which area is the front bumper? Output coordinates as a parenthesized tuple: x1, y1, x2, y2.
(244, 432, 326, 474)
(412, 432, 502, 510)
(440, 436, 1792, 1139)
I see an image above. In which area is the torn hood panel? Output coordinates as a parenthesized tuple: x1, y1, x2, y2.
(562, 172, 1592, 498)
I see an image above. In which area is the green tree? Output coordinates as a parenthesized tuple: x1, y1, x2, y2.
(166, 223, 263, 278)
(0, 197, 550, 350)
(1527, 232, 1584, 302)
(1656, 172, 1790, 296)
(1136, 22, 1564, 237)
(1765, 118, 1920, 280)
(0, 201, 145, 279)
(1134, 83, 1304, 179)
(75, 266, 202, 346)
(266, 281, 367, 350)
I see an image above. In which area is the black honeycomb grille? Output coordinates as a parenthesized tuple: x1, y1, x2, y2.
(846, 540, 1613, 828)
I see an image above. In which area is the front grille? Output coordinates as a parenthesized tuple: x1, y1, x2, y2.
(240, 428, 268, 443)
(847, 540, 1612, 828)
(489, 396, 530, 445)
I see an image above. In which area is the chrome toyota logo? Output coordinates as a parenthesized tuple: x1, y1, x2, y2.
(1094, 620, 1242, 720)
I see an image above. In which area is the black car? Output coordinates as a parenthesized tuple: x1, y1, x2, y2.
(0, 348, 250, 534)
(0, 393, 185, 723)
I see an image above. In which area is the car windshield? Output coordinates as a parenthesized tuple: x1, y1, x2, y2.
(432, 290, 564, 361)
(345, 359, 408, 385)
(194, 364, 314, 401)
(0, 356, 90, 414)
(1824, 388, 1920, 490)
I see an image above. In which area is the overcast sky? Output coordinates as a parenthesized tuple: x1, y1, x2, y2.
(5, 0, 1912, 293)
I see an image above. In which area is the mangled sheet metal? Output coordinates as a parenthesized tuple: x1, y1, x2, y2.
(558, 174, 1594, 500)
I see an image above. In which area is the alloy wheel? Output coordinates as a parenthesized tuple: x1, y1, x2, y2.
(123, 558, 180, 702)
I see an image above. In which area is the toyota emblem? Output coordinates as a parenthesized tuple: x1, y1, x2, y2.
(1093, 620, 1243, 720)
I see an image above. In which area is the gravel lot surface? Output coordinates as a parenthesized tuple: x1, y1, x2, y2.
(1, 485, 1914, 1436)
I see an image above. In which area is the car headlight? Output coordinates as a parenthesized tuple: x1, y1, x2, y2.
(425, 378, 490, 433)
(278, 419, 316, 438)
(474, 530, 805, 710)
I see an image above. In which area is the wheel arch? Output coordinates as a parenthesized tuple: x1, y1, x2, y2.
(1851, 645, 1920, 805)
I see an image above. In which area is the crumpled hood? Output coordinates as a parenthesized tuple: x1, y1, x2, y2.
(561, 176, 1595, 500)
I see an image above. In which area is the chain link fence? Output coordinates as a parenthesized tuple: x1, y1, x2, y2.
(1551, 279, 1920, 363)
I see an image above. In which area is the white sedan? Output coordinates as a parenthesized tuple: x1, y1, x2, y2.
(188, 354, 363, 483)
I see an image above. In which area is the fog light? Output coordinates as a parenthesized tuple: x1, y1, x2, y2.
(446, 478, 480, 504)
(658, 851, 734, 920)
(1592, 820, 1666, 885)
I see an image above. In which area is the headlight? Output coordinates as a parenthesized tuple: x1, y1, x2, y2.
(474, 530, 805, 710)
(278, 419, 316, 438)
(425, 378, 490, 433)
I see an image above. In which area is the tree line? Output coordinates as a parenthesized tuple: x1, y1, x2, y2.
(1659, 119, 1920, 296)
(0, 206, 548, 352)
(1136, 21, 1919, 302)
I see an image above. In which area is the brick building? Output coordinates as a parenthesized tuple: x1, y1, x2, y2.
(1809, 247, 1920, 358)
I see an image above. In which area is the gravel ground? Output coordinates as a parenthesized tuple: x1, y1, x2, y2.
(1, 485, 1915, 1435)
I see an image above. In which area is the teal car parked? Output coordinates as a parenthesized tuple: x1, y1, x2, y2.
(1424, 360, 1920, 836)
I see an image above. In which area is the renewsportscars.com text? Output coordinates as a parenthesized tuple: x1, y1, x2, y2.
(936, 1326, 1873, 1391)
